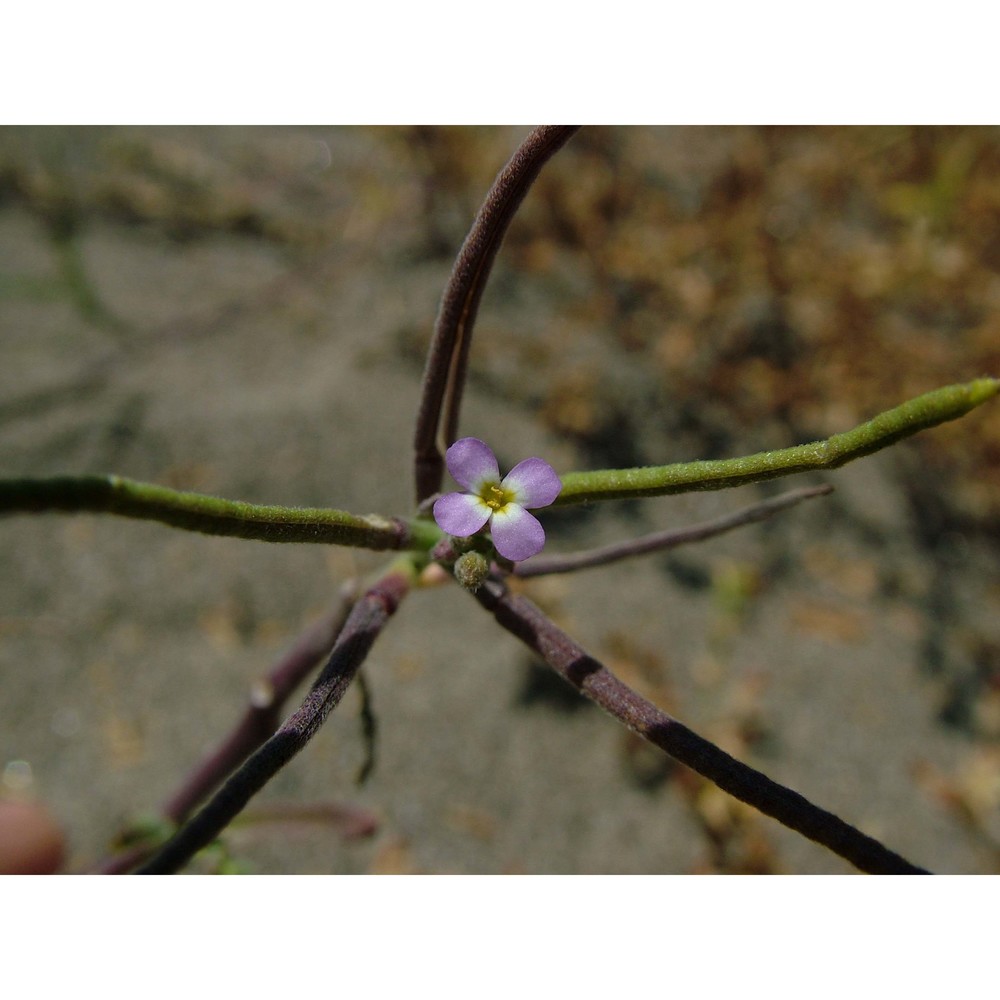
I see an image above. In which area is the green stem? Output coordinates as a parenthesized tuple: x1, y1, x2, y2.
(0, 475, 442, 551)
(553, 379, 999, 505)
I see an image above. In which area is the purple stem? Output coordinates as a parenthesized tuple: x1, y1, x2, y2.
(413, 126, 580, 503)
(163, 582, 359, 823)
(474, 576, 929, 874)
(515, 484, 833, 577)
(91, 586, 359, 873)
(134, 569, 411, 874)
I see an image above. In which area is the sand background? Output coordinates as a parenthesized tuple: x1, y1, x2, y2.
(2, 126, 999, 873)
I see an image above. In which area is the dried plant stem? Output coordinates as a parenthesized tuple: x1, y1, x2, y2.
(515, 484, 832, 578)
(134, 563, 413, 874)
(554, 379, 999, 505)
(413, 126, 580, 503)
(475, 577, 930, 874)
(0, 475, 441, 550)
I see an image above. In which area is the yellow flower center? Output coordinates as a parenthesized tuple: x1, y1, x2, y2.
(481, 482, 513, 511)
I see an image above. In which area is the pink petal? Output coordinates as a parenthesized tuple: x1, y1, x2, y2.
(433, 492, 491, 537)
(445, 438, 500, 492)
(489, 504, 545, 562)
(501, 457, 561, 509)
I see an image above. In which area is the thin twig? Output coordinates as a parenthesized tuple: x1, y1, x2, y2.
(413, 126, 580, 503)
(354, 669, 377, 786)
(229, 800, 379, 839)
(474, 577, 930, 874)
(134, 563, 413, 874)
(515, 484, 833, 578)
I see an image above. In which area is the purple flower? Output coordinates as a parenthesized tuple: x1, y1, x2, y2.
(432, 438, 561, 562)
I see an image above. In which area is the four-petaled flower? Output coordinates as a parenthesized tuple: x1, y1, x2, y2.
(433, 438, 561, 562)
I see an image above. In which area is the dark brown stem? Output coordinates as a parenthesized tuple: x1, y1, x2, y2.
(413, 126, 580, 503)
(163, 582, 359, 823)
(354, 668, 377, 785)
(474, 577, 930, 874)
(134, 567, 411, 874)
(92, 585, 359, 873)
(515, 485, 833, 578)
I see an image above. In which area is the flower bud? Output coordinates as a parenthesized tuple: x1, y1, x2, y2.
(453, 550, 489, 592)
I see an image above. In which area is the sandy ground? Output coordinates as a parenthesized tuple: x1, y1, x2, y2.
(1, 126, 999, 873)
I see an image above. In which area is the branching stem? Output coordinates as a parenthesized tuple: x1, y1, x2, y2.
(413, 126, 580, 503)
(134, 562, 413, 874)
(92, 585, 361, 874)
(475, 577, 930, 874)
(162, 583, 360, 825)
